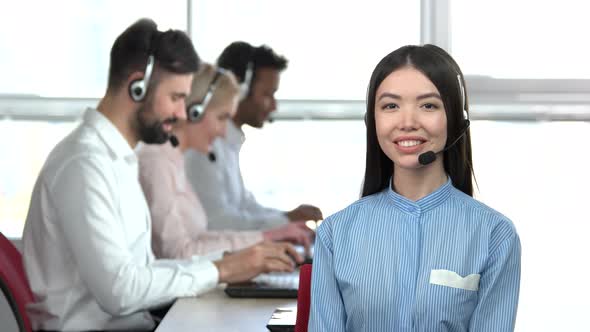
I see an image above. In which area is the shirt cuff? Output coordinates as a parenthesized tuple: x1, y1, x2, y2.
(202, 250, 224, 261)
(184, 256, 219, 296)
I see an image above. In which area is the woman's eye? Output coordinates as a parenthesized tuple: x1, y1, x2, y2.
(422, 103, 439, 110)
(382, 103, 398, 110)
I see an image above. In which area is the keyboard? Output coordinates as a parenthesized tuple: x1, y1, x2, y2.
(252, 271, 299, 289)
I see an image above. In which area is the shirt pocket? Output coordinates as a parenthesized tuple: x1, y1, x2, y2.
(429, 269, 480, 291)
(415, 269, 480, 329)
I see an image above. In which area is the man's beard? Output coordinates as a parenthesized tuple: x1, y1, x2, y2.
(136, 101, 173, 144)
(244, 103, 265, 128)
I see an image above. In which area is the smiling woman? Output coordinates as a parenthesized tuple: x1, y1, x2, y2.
(308, 45, 521, 332)
(363, 45, 475, 198)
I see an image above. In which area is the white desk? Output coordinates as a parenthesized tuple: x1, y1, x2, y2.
(155, 287, 297, 332)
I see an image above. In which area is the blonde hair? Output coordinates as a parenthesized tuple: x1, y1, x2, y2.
(188, 63, 239, 110)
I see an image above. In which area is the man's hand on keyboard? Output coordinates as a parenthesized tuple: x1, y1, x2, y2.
(213, 242, 304, 284)
(262, 221, 313, 252)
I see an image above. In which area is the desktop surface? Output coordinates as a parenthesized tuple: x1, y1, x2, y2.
(155, 287, 297, 332)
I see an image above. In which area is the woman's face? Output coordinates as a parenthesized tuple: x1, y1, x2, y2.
(374, 66, 447, 170)
(185, 95, 238, 153)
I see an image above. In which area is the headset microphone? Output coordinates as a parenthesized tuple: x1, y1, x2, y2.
(418, 150, 437, 166)
(169, 135, 179, 148)
(418, 120, 470, 165)
(418, 74, 470, 166)
(208, 151, 216, 162)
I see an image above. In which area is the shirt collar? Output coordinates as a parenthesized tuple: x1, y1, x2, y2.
(83, 108, 137, 163)
(385, 177, 453, 216)
(225, 120, 245, 147)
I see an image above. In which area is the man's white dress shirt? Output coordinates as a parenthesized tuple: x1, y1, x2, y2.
(184, 121, 288, 231)
(22, 109, 219, 331)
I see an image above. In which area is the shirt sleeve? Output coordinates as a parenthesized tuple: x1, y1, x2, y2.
(308, 219, 347, 331)
(469, 222, 521, 331)
(184, 147, 288, 231)
(50, 156, 219, 316)
(191, 230, 263, 254)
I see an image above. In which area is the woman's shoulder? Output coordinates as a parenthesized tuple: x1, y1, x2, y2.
(448, 186, 518, 236)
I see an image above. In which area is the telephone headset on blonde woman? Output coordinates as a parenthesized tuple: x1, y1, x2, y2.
(187, 67, 230, 160)
(187, 68, 227, 123)
(204, 52, 254, 164)
(364, 71, 470, 166)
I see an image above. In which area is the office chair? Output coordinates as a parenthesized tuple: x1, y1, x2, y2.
(0, 232, 34, 332)
(294, 263, 312, 332)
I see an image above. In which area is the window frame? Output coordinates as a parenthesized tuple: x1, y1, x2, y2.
(2, 0, 590, 122)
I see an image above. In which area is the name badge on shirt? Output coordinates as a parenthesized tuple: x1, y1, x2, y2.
(429, 269, 480, 291)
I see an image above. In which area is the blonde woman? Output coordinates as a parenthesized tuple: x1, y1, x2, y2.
(138, 64, 311, 278)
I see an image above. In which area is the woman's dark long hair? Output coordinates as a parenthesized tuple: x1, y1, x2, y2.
(361, 45, 474, 197)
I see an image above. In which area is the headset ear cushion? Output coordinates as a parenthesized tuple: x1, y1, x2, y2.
(129, 79, 145, 102)
(187, 103, 204, 122)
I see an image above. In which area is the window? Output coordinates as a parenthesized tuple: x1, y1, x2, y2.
(241, 120, 366, 216)
(0, 0, 187, 98)
(451, 0, 590, 79)
(2, 3, 590, 329)
(451, 0, 590, 104)
(0, 119, 78, 237)
(191, 0, 420, 100)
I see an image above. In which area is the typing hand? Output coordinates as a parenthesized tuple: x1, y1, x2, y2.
(285, 204, 323, 222)
(213, 242, 303, 284)
(262, 221, 313, 253)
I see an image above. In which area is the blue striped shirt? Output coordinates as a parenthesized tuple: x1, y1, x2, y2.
(309, 179, 521, 331)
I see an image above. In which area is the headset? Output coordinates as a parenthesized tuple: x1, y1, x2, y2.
(129, 54, 155, 102)
(457, 74, 469, 123)
(418, 73, 471, 166)
(239, 61, 254, 101)
(186, 68, 226, 122)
